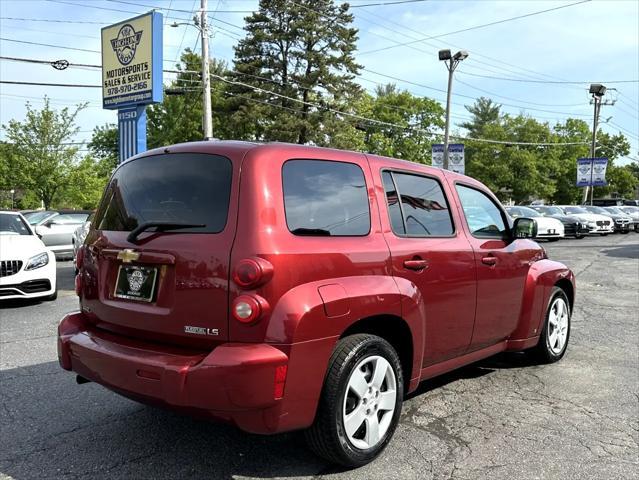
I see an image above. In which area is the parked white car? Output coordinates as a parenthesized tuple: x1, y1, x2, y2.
(0, 211, 57, 301)
(558, 206, 614, 235)
(505, 206, 565, 240)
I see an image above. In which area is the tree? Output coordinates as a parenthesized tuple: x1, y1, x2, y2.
(147, 50, 231, 146)
(460, 97, 502, 138)
(57, 156, 110, 209)
(354, 84, 444, 163)
(2, 97, 86, 209)
(229, 0, 362, 145)
(88, 123, 118, 170)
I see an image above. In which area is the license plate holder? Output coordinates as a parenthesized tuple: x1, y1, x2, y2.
(114, 265, 158, 302)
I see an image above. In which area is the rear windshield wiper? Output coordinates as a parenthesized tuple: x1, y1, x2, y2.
(127, 222, 206, 243)
(291, 228, 331, 236)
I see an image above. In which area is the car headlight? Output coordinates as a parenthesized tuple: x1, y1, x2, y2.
(25, 252, 50, 271)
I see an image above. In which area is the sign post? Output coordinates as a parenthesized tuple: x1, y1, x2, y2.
(432, 143, 465, 175)
(576, 157, 608, 204)
(101, 11, 163, 164)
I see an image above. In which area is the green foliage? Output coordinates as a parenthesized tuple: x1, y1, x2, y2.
(460, 97, 502, 137)
(88, 123, 118, 171)
(56, 156, 110, 209)
(229, 0, 362, 145)
(147, 50, 231, 146)
(354, 84, 445, 163)
(2, 97, 86, 209)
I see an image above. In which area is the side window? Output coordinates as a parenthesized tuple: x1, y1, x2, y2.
(381, 172, 406, 234)
(382, 171, 454, 237)
(456, 184, 508, 238)
(282, 159, 370, 236)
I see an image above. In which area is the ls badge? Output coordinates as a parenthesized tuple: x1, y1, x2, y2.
(184, 326, 219, 336)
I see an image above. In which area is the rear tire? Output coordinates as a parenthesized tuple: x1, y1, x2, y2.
(530, 287, 570, 363)
(305, 334, 403, 468)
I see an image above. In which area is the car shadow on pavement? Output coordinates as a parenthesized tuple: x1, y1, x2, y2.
(0, 298, 47, 309)
(406, 351, 542, 400)
(0, 361, 343, 479)
(600, 243, 639, 259)
(0, 352, 547, 479)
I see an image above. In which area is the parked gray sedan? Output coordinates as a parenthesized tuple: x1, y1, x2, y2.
(32, 210, 92, 259)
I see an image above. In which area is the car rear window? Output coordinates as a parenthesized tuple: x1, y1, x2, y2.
(95, 153, 232, 234)
(282, 159, 370, 236)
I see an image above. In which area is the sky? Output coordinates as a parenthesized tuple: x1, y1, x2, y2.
(1, 0, 638, 164)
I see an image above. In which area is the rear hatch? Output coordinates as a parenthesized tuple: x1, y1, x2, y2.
(81, 151, 238, 348)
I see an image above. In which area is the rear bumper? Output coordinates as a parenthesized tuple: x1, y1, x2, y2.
(58, 312, 335, 434)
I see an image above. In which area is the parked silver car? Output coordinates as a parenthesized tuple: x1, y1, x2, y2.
(72, 213, 94, 270)
(32, 211, 92, 259)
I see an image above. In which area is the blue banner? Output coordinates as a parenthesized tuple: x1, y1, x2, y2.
(576, 158, 608, 187)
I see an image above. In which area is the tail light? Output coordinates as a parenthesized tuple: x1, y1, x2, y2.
(232, 295, 270, 324)
(233, 257, 273, 289)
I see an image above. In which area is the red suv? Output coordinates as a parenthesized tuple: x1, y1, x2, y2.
(58, 142, 575, 467)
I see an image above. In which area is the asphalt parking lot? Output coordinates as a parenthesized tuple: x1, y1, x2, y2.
(1, 235, 637, 480)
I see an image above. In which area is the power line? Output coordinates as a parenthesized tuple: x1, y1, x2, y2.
(350, 0, 430, 7)
(358, 0, 591, 55)
(457, 70, 639, 85)
(0, 16, 104, 25)
(105, 0, 253, 13)
(0, 53, 597, 121)
(1, 80, 101, 88)
(1, 37, 99, 54)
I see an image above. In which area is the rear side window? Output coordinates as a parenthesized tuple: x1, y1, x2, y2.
(456, 184, 508, 239)
(283, 159, 370, 236)
(382, 171, 454, 237)
(96, 153, 232, 234)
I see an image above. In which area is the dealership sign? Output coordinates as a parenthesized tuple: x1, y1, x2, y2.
(101, 11, 162, 163)
(576, 158, 608, 187)
(101, 12, 162, 109)
(432, 144, 465, 174)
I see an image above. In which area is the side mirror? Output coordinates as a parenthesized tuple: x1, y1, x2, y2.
(34, 226, 46, 238)
(512, 217, 537, 239)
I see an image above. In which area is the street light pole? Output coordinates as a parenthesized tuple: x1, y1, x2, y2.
(200, 0, 213, 140)
(582, 84, 607, 205)
(439, 49, 468, 170)
(10, 189, 15, 209)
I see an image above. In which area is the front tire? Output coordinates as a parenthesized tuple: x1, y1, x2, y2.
(530, 287, 570, 363)
(305, 334, 404, 468)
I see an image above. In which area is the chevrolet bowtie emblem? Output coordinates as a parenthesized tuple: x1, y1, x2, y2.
(117, 249, 140, 263)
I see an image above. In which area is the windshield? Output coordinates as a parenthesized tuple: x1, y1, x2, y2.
(0, 214, 32, 235)
(585, 206, 608, 215)
(605, 207, 623, 215)
(539, 206, 563, 215)
(564, 206, 588, 214)
(95, 153, 232, 234)
(24, 211, 55, 225)
(519, 207, 539, 217)
(621, 206, 638, 213)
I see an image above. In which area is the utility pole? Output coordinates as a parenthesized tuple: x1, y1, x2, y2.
(582, 84, 615, 205)
(200, 0, 213, 140)
(439, 49, 468, 170)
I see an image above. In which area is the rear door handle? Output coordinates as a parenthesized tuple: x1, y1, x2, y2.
(481, 256, 497, 266)
(403, 259, 429, 271)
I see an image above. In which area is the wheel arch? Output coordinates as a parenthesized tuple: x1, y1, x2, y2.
(554, 278, 574, 312)
(340, 314, 414, 392)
